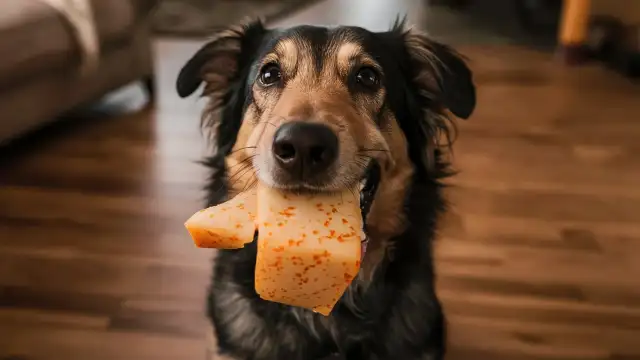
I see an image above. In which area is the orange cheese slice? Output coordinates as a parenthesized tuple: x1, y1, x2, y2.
(184, 189, 257, 249)
(254, 185, 363, 316)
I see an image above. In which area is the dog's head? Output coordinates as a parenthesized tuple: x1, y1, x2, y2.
(177, 19, 475, 266)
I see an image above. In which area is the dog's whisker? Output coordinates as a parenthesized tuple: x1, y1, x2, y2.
(227, 163, 255, 186)
(347, 184, 358, 202)
(358, 149, 389, 153)
(240, 173, 257, 193)
(227, 155, 257, 170)
(231, 165, 255, 185)
(355, 155, 375, 166)
(356, 154, 375, 160)
(245, 176, 259, 192)
(227, 146, 257, 156)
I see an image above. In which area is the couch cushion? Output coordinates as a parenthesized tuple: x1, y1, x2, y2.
(0, 0, 140, 87)
(91, 0, 138, 44)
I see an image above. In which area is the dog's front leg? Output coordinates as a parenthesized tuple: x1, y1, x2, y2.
(336, 336, 443, 360)
(362, 292, 446, 360)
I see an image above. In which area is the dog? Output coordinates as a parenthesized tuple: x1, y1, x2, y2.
(176, 17, 476, 360)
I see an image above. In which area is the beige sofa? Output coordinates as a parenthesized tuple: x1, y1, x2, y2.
(0, 0, 157, 144)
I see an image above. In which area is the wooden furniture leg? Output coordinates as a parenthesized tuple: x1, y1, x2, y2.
(558, 0, 592, 65)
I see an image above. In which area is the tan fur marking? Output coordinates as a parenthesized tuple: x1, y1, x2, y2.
(335, 42, 382, 77)
(333, 43, 386, 116)
(335, 42, 361, 77)
(268, 38, 299, 76)
(225, 104, 260, 196)
(361, 112, 414, 279)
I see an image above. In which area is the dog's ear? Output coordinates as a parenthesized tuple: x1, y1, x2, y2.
(387, 21, 476, 120)
(176, 20, 267, 98)
(411, 37, 476, 119)
(177, 20, 267, 162)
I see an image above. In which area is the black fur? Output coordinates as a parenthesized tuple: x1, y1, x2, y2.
(177, 20, 475, 360)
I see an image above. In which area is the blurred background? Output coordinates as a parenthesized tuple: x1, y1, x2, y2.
(1, 0, 639, 359)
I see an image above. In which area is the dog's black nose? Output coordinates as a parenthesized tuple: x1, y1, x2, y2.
(272, 122, 339, 178)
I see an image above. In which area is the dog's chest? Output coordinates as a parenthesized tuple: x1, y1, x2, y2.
(290, 276, 376, 339)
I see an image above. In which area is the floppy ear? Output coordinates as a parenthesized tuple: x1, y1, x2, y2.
(398, 27, 476, 119)
(377, 19, 476, 175)
(176, 20, 267, 98)
(176, 19, 267, 165)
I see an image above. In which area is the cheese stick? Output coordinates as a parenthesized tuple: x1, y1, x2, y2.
(184, 189, 257, 249)
(255, 185, 363, 316)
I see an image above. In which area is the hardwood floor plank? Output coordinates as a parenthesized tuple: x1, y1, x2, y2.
(0, 253, 210, 298)
(0, 285, 122, 316)
(448, 314, 639, 355)
(0, 325, 207, 360)
(439, 290, 640, 331)
(0, 308, 109, 330)
(109, 307, 208, 338)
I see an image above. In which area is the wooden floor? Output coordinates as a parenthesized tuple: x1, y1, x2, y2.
(2, 1, 640, 359)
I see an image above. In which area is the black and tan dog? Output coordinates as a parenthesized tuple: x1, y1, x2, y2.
(176, 17, 476, 360)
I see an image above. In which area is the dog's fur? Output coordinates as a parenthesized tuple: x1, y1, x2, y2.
(177, 18, 476, 360)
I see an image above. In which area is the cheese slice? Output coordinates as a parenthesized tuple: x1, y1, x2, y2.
(184, 189, 257, 249)
(254, 185, 363, 315)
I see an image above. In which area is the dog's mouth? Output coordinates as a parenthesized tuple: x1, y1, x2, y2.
(252, 156, 381, 257)
(270, 160, 380, 228)
(358, 160, 381, 255)
(359, 160, 380, 230)
(268, 160, 380, 255)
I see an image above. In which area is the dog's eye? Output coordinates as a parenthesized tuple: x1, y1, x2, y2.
(355, 67, 380, 89)
(259, 63, 282, 86)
